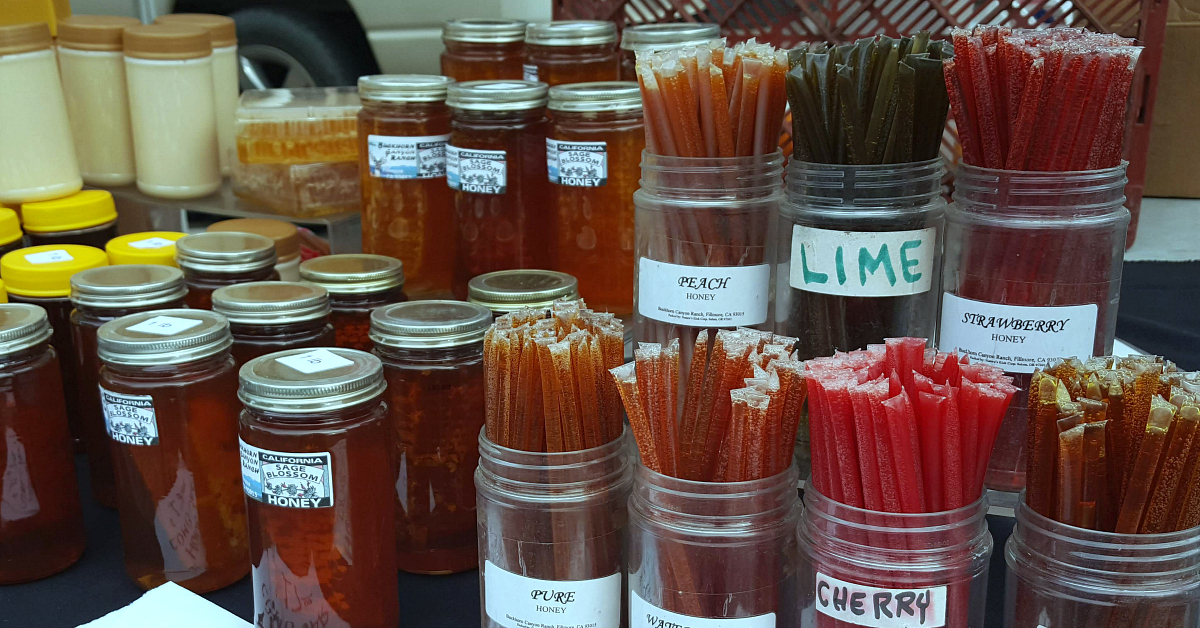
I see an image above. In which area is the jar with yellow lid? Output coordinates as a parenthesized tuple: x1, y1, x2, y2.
(1, 244, 109, 447)
(175, 231, 278, 310)
(124, 23, 221, 199)
(523, 21, 620, 87)
(298, 254, 407, 351)
(208, 218, 301, 280)
(106, 231, 185, 266)
(0, 22, 82, 204)
(618, 23, 721, 81)
(0, 279, 7, 303)
(467, 269, 580, 317)
(0, 207, 24, 257)
(155, 14, 238, 175)
(21, 189, 119, 249)
(211, 281, 335, 365)
(440, 19, 527, 82)
(57, 15, 140, 186)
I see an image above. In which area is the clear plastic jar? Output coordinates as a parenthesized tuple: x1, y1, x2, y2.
(618, 23, 721, 81)
(440, 19, 526, 83)
(447, 81, 553, 298)
(467, 269, 580, 318)
(371, 300, 491, 574)
(70, 264, 188, 508)
(98, 308, 248, 591)
(476, 427, 633, 628)
(211, 281, 334, 365)
(0, 207, 24, 258)
(175, 231, 278, 310)
(298, 253, 407, 352)
(1005, 494, 1200, 628)
(0, 304, 86, 583)
(207, 218, 302, 281)
(797, 483, 993, 628)
(547, 82, 643, 316)
(0, 22, 82, 204)
(106, 231, 185, 267)
(524, 21, 620, 87)
(21, 189, 120, 249)
(939, 164, 1129, 492)
(239, 347, 399, 628)
(628, 462, 802, 625)
(358, 75, 456, 298)
(57, 15, 140, 186)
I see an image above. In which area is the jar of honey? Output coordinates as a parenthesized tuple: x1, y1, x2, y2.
(446, 80, 552, 298)
(70, 264, 187, 508)
(440, 19, 526, 82)
(298, 253, 407, 351)
(21, 189, 120, 249)
(98, 309, 248, 591)
(207, 218, 302, 281)
(239, 347, 399, 628)
(0, 304, 86, 583)
(358, 75, 456, 297)
(106, 232, 185, 267)
(211, 281, 334, 365)
(547, 82, 642, 315)
(466, 269, 579, 318)
(523, 21, 620, 87)
(0, 207, 24, 257)
(618, 23, 721, 81)
(175, 231, 278, 309)
(370, 300, 490, 574)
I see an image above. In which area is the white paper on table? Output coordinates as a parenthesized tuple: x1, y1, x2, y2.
(77, 582, 251, 628)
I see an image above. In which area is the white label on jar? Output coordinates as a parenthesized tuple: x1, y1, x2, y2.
(484, 561, 622, 628)
(447, 145, 507, 194)
(790, 226, 936, 297)
(275, 348, 354, 374)
(101, 387, 159, 447)
(631, 589, 775, 628)
(24, 249, 72, 264)
(637, 258, 770, 327)
(938, 293, 1098, 374)
(523, 63, 539, 82)
(814, 572, 947, 628)
(547, 139, 607, 186)
(127, 237, 176, 249)
(367, 133, 450, 179)
(125, 315, 204, 336)
(240, 439, 334, 509)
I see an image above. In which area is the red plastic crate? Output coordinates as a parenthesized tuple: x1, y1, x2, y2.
(555, 0, 1168, 246)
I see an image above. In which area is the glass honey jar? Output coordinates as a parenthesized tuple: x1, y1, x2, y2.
(466, 269, 579, 318)
(298, 253, 407, 352)
(523, 21, 620, 87)
(239, 347, 399, 628)
(211, 281, 335, 366)
(370, 300, 491, 574)
(440, 19, 527, 83)
(175, 231, 278, 310)
(98, 309, 249, 591)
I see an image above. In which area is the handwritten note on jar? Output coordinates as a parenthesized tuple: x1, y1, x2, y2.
(814, 572, 946, 628)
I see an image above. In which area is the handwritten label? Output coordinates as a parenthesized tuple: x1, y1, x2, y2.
(102, 387, 159, 447)
(547, 139, 607, 186)
(523, 64, 538, 82)
(2, 426, 39, 521)
(631, 589, 775, 628)
(447, 145, 507, 194)
(638, 258, 770, 327)
(790, 226, 936, 297)
(240, 440, 334, 509)
(938, 293, 1098, 374)
(126, 315, 203, 336)
(814, 572, 946, 628)
(24, 249, 72, 264)
(254, 546, 352, 628)
(128, 237, 176, 249)
(155, 458, 206, 571)
(484, 561, 621, 628)
(275, 349, 354, 375)
(367, 133, 449, 179)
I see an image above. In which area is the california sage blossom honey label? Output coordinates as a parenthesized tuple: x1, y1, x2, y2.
(447, 145, 507, 194)
(240, 439, 334, 509)
(547, 139, 607, 186)
(484, 561, 621, 628)
(101, 387, 159, 446)
(523, 63, 538, 82)
(938, 293, 1098, 374)
(637, 258, 770, 327)
(790, 226, 937, 297)
(631, 589, 775, 627)
(367, 133, 449, 179)
(814, 572, 946, 628)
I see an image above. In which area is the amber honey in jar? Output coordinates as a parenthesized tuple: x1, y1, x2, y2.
(618, 22, 721, 81)
(524, 21, 620, 87)
(358, 75, 456, 298)
(440, 19, 527, 82)
(98, 309, 248, 591)
(211, 281, 334, 365)
(0, 304, 86, 583)
(547, 82, 642, 315)
(239, 347, 399, 628)
(467, 269, 579, 318)
(70, 265, 187, 508)
(175, 231, 278, 309)
(298, 253, 407, 352)
(21, 189, 120, 249)
(370, 300, 490, 574)
(446, 80, 552, 298)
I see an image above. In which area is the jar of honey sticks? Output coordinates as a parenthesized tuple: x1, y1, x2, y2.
(0, 304, 86, 583)
(298, 254, 407, 351)
(440, 19, 526, 82)
(547, 82, 642, 316)
(239, 348, 399, 628)
(370, 300, 491, 574)
(618, 23, 720, 81)
(210, 281, 335, 365)
(523, 21, 620, 87)
(446, 81, 552, 298)
(466, 269, 579, 318)
(797, 483, 993, 628)
(175, 231, 278, 310)
(939, 164, 1129, 492)
(628, 462, 802, 626)
(476, 426, 633, 628)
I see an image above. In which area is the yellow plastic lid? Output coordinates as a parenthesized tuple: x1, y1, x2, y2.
(2, 245, 108, 298)
(0, 279, 7, 304)
(106, 231, 185, 266)
(0, 208, 22, 246)
(21, 190, 117, 233)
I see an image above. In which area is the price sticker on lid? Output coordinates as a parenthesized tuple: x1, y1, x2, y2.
(275, 349, 354, 374)
(24, 249, 73, 264)
(126, 315, 204, 336)
(128, 237, 176, 249)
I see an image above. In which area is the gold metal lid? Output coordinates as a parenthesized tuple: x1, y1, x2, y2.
(370, 300, 491, 349)
(70, 265, 187, 309)
(446, 80, 548, 112)
(239, 348, 385, 413)
(0, 22, 52, 56)
(442, 19, 527, 44)
(57, 15, 141, 51)
(123, 23, 212, 60)
(619, 23, 720, 51)
(207, 218, 299, 261)
(211, 281, 330, 325)
(98, 309, 232, 366)
(358, 74, 452, 104)
(467, 270, 579, 313)
(175, 232, 277, 274)
(548, 81, 642, 113)
(298, 254, 404, 295)
(526, 21, 617, 47)
(0, 304, 53, 356)
(155, 13, 237, 47)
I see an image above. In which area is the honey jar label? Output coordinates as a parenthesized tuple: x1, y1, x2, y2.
(101, 387, 159, 447)
(447, 145, 507, 194)
(631, 589, 775, 627)
(789, 226, 937, 297)
(938, 293, 1098, 374)
(125, 314, 204, 336)
(523, 63, 538, 82)
(24, 249, 73, 264)
(275, 348, 355, 374)
(240, 439, 334, 509)
(637, 258, 770, 327)
(547, 139, 608, 186)
(128, 237, 176, 249)
(484, 560, 622, 628)
(367, 133, 450, 179)
(813, 571, 946, 628)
